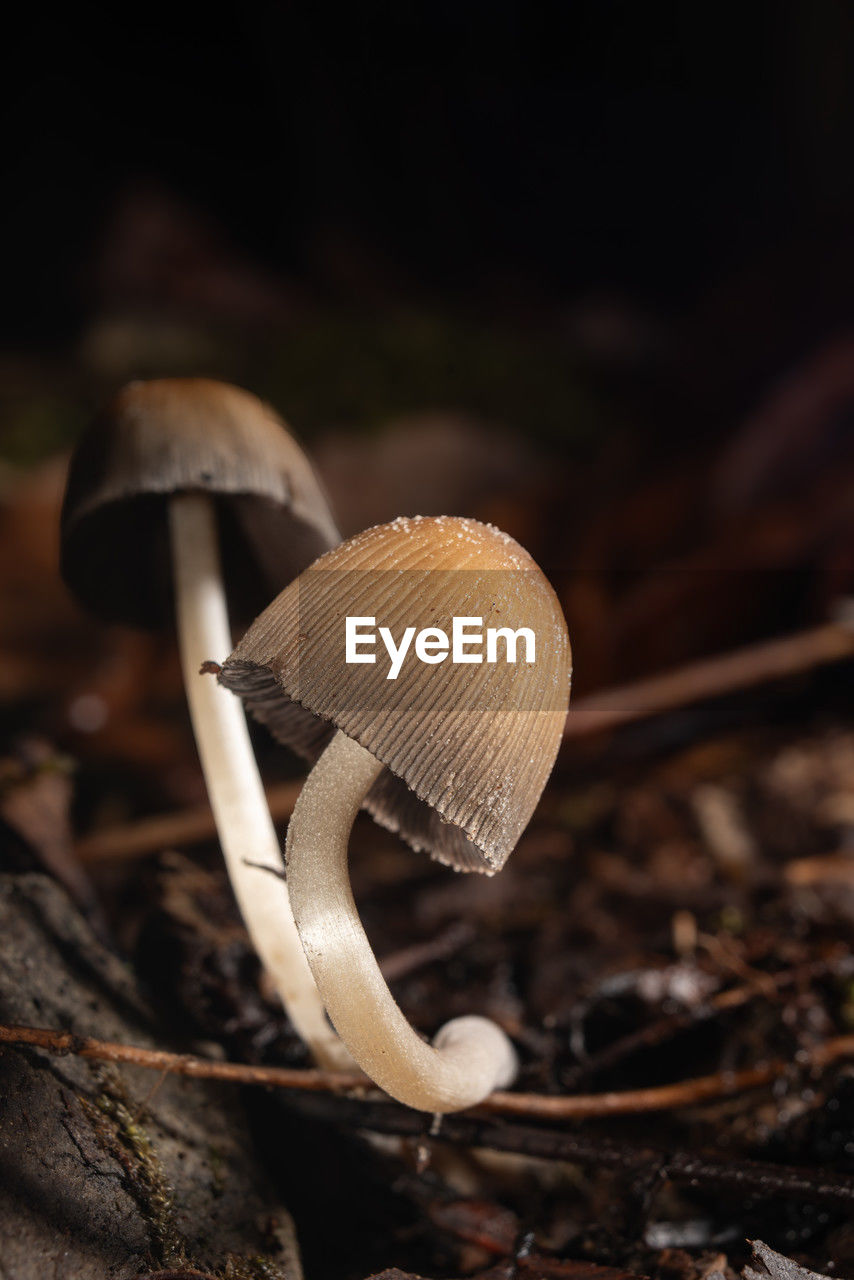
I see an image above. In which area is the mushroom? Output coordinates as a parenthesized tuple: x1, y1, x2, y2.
(219, 515, 571, 1111)
(60, 377, 349, 1067)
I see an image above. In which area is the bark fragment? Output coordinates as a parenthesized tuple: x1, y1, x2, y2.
(0, 872, 300, 1279)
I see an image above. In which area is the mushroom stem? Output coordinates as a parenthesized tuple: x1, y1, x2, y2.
(285, 729, 519, 1113)
(169, 493, 350, 1069)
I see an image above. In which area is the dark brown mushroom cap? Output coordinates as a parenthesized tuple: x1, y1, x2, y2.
(219, 515, 571, 872)
(60, 378, 340, 627)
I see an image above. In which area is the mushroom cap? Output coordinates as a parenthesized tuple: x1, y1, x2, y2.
(220, 515, 571, 872)
(60, 378, 340, 627)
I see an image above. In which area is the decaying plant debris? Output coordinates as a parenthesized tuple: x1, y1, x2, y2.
(3, 366, 854, 1278)
(3, 671, 854, 1276)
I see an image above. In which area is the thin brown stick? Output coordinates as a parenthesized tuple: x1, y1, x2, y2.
(2, 1021, 852, 1120)
(562, 950, 853, 1088)
(75, 780, 302, 864)
(296, 1096, 854, 1206)
(0, 1023, 367, 1092)
(379, 921, 475, 983)
(6, 1024, 854, 1206)
(563, 620, 854, 738)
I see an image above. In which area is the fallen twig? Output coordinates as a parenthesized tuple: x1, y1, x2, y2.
(379, 921, 475, 983)
(322, 1098, 854, 1205)
(75, 780, 301, 864)
(562, 950, 854, 1088)
(784, 852, 854, 886)
(563, 620, 854, 738)
(3, 1023, 851, 1208)
(2, 1021, 852, 1120)
(0, 1022, 367, 1092)
(491, 1034, 854, 1118)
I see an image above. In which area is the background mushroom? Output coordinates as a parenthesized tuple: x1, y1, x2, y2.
(60, 377, 348, 1067)
(220, 514, 571, 1110)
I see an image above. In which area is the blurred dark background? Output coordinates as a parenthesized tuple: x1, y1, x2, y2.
(4, 13, 854, 1277)
(3, 0, 854, 706)
(5, 4, 854, 340)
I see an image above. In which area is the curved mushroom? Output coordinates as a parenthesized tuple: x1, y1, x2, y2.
(219, 515, 571, 1111)
(61, 377, 348, 1067)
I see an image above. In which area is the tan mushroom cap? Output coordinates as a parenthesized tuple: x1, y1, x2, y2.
(61, 378, 339, 627)
(220, 515, 571, 872)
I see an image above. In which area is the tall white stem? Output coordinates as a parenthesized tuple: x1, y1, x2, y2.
(169, 493, 350, 1069)
(286, 729, 519, 1113)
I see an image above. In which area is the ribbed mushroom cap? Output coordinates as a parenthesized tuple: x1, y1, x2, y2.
(220, 515, 571, 872)
(61, 378, 340, 627)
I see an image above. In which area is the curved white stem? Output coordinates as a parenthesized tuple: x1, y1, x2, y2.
(285, 729, 519, 1112)
(169, 493, 350, 1069)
